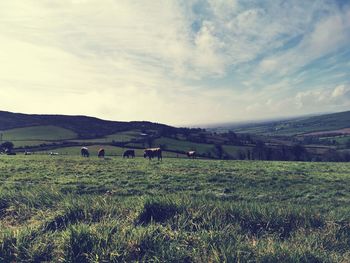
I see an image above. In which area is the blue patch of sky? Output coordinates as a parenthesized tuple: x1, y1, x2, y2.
(288, 48, 350, 92)
(238, 0, 264, 10)
(295, 47, 350, 79)
(191, 0, 212, 23)
(183, 0, 350, 94)
(186, 34, 298, 85)
(218, 47, 346, 92)
(233, 35, 303, 74)
(191, 20, 201, 33)
(335, 0, 350, 9)
(204, 34, 305, 89)
(275, 34, 304, 52)
(191, 0, 210, 15)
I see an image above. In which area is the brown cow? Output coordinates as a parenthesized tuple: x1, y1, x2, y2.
(98, 148, 105, 158)
(144, 148, 162, 161)
(187, 151, 196, 159)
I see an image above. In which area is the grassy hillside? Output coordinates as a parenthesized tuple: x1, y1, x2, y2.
(2, 109, 350, 140)
(225, 111, 350, 136)
(71, 130, 143, 144)
(0, 110, 175, 139)
(1, 110, 349, 161)
(1, 156, 350, 261)
(2, 125, 77, 141)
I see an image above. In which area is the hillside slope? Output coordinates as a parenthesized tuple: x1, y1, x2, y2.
(224, 111, 350, 136)
(0, 111, 174, 139)
(2, 125, 78, 141)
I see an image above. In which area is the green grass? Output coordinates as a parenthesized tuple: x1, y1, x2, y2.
(222, 145, 253, 158)
(1, 125, 77, 141)
(105, 130, 142, 142)
(42, 145, 131, 156)
(154, 137, 252, 158)
(40, 145, 186, 158)
(70, 130, 142, 144)
(1, 156, 350, 262)
(154, 137, 216, 155)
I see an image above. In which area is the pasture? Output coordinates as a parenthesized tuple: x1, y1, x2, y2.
(154, 137, 217, 155)
(2, 126, 78, 148)
(2, 125, 78, 141)
(1, 156, 350, 262)
(71, 130, 143, 144)
(39, 145, 185, 158)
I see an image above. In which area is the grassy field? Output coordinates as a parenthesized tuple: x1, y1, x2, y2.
(39, 145, 186, 158)
(1, 156, 350, 262)
(1, 125, 77, 141)
(70, 130, 143, 145)
(154, 137, 216, 155)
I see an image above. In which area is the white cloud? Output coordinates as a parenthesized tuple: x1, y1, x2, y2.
(193, 21, 226, 75)
(257, 7, 350, 76)
(259, 59, 278, 73)
(240, 84, 350, 120)
(296, 85, 350, 110)
(332, 85, 347, 98)
(0, 0, 349, 125)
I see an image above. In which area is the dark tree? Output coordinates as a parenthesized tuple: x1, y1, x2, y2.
(146, 136, 153, 148)
(253, 140, 266, 160)
(246, 149, 251, 160)
(198, 133, 207, 143)
(346, 139, 350, 149)
(237, 150, 246, 160)
(214, 144, 224, 159)
(291, 144, 307, 161)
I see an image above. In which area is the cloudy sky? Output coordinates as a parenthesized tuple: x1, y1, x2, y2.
(0, 0, 349, 126)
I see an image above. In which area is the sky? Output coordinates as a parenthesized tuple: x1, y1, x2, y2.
(0, 0, 350, 126)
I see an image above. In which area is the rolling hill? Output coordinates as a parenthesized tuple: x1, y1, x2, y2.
(0, 110, 174, 139)
(1, 110, 350, 161)
(2, 125, 78, 141)
(214, 111, 350, 136)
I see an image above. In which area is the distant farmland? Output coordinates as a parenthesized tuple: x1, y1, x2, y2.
(1, 125, 78, 141)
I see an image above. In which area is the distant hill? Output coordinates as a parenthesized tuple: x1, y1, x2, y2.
(211, 111, 350, 136)
(1, 110, 349, 161)
(0, 111, 174, 139)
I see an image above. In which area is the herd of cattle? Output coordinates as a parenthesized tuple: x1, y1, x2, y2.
(80, 147, 196, 160)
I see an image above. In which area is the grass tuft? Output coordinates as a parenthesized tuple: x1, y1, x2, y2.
(137, 198, 182, 225)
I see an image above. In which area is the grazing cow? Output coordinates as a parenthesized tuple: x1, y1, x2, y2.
(24, 151, 34, 155)
(144, 148, 162, 161)
(123, 149, 135, 158)
(81, 147, 89, 157)
(49, 152, 59, 155)
(98, 148, 105, 158)
(187, 151, 196, 159)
